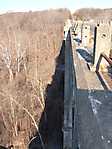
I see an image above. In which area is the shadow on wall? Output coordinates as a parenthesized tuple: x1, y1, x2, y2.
(74, 38, 82, 44)
(28, 40, 65, 149)
(76, 48, 92, 63)
(73, 88, 112, 149)
(0, 145, 13, 149)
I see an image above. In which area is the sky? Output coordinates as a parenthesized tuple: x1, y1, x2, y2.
(0, 0, 112, 13)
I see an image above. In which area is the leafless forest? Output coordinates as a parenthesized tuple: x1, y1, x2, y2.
(73, 8, 112, 20)
(0, 9, 70, 148)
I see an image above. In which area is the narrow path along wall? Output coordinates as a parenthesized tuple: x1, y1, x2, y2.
(64, 26, 112, 149)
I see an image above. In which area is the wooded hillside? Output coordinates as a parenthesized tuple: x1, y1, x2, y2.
(0, 9, 70, 148)
(73, 8, 112, 20)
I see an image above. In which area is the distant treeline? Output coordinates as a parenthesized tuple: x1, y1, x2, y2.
(73, 8, 112, 20)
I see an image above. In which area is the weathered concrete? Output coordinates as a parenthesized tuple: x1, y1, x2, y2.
(64, 30, 74, 149)
(92, 24, 112, 71)
(81, 24, 91, 47)
(64, 27, 112, 149)
(71, 33, 106, 149)
(74, 21, 83, 39)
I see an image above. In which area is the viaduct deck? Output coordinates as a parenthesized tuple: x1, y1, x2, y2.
(64, 29, 112, 149)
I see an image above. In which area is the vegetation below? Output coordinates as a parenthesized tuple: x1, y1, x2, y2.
(0, 9, 70, 148)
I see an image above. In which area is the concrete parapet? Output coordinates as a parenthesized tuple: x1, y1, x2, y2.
(64, 27, 112, 148)
(68, 29, 108, 149)
(64, 30, 74, 149)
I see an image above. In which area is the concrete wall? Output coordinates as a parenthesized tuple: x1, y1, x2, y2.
(73, 21, 91, 48)
(93, 24, 112, 71)
(74, 21, 83, 39)
(64, 30, 74, 149)
(64, 28, 106, 149)
(82, 24, 91, 47)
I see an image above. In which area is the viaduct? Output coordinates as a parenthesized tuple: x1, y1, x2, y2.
(64, 20, 112, 149)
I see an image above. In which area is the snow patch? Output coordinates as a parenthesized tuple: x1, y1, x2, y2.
(88, 93, 102, 115)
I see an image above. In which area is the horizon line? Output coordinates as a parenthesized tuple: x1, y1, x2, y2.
(0, 7, 112, 15)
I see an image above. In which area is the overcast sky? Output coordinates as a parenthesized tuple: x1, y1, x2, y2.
(0, 0, 112, 13)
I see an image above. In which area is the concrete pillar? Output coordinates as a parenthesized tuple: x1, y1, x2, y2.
(75, 21, 83, 39)
(92, 24, 112, 71)
(82, 24, 91, 47)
